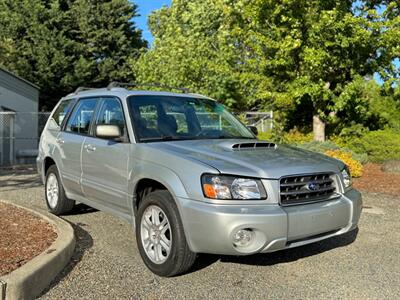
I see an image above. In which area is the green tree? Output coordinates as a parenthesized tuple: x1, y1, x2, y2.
(135, 0, 400, 141)
(0, 0, 146, 108)
(333, 77, 400, 132)
(134, 0, 274, 110)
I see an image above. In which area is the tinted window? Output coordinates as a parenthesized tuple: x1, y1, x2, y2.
(49, 99, 73, 129)
(139, 105, 158, 130)
(190, 100, 239, 136)
(95, 98, 126, 137)
(65, 99, 97, 135)
(165, 104, 188, 134)
(128, 96, 254, 142)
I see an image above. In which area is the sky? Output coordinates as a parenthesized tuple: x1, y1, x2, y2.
(133, 0, 171, 44)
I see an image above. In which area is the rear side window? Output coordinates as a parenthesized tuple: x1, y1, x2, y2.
(49, 99, 74, 129)
(65, 99, 97, 135)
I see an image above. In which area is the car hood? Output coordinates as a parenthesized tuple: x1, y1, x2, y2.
(147, 139, 344, 179)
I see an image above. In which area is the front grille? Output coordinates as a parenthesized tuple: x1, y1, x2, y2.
(280, 173, 337, 206)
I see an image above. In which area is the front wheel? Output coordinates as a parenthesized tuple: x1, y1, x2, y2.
(135, 190, 196, 277)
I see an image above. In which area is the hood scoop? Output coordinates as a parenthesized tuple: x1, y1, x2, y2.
(231, 141, 276, 151)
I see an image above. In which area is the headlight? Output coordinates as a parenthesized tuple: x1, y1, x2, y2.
(341, 166, 352, 188)
(201, 174, 267, 200)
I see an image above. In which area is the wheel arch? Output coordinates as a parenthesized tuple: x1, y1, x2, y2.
(42, 156, 68, 195)
(132, 175, 196, 253)
(44, 156, 56, 176)
(134, 178, 168, 214)
(132, 172, 188, 214)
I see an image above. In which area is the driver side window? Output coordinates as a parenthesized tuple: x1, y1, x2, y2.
(65, 98, 97, 135)
(95, 98, 127, 138)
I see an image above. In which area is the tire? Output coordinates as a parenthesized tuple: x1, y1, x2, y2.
(45, 164, 75, 215)
(135, 190, 196, 277)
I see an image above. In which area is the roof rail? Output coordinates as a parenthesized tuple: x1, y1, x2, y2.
(107, 81, 190, 93)
(74, 86, 96, 94)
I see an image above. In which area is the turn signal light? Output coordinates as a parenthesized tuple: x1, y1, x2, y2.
(203, 184, 217, 198)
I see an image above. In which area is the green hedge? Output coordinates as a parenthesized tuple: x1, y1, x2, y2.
(345, 129, 400, 162)
(258, 128, 400, 163)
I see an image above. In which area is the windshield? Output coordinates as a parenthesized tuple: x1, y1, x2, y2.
(127, 95, 255, 142)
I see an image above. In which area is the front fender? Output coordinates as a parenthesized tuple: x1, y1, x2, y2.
(129, 159, 190, 201)
(128, 159, 200, 252)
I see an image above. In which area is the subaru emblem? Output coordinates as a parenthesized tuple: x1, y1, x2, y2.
(308, 181, 319, 191)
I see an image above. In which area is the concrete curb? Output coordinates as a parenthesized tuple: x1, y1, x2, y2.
(0, 201, 75, 300)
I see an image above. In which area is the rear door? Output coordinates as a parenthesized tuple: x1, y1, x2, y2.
(57, 98, 98, 197)
(81, 97, 130, 216)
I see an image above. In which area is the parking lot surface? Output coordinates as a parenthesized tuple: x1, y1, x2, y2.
(0, 168, 399, 299)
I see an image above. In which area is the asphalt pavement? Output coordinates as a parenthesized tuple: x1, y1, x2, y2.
(0, 167, 399, 299)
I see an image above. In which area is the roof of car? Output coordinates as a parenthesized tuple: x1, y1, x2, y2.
(64, 87, 213, 101)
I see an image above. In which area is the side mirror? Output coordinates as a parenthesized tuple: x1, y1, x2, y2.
(96, 125, 121, 139)
(247, 125, 258, 136)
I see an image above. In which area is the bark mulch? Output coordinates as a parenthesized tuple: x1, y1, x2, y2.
(353, 163, 400, 196)
(0, 202, 57, 276)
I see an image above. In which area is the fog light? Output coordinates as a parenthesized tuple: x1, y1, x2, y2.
(232, 229, 254, 247)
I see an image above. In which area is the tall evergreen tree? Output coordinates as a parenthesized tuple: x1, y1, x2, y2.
(0, 0, 146, 108)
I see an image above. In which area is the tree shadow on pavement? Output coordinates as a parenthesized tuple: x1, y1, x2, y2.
(39, 222, 94, 296)
(0, 168, 42, 191)
(190, 229, 358, 272)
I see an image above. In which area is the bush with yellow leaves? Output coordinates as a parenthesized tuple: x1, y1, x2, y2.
(284, 129, 314, 144)
(324, 150, 363, 178)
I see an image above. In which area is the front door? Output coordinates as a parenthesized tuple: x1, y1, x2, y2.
(81, 97, 130, 216)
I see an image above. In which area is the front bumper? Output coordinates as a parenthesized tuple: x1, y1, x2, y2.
(176, 189, 362, 255)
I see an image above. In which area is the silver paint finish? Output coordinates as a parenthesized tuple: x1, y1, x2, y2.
(37, 88, 362, 256)
(174, 189, 362, 255)
(81, 136, 130, 215)
(56, 132, 86, 197)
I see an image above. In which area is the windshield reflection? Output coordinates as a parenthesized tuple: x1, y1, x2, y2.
(127, 95, 255, 142)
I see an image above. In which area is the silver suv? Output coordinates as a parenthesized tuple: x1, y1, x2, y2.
(37, 83, 362, 276)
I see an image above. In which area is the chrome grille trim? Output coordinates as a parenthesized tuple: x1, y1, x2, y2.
(279, 173, 338, 206)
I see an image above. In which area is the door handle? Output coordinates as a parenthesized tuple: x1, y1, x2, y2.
(85, 144, 96, 152)
(56, 138, 64, 145)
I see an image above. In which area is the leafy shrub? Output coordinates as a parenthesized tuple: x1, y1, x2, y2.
(257, 122, 288, 144)
(324, 150, 363, 177)
(258, 128, 313, 145)
(297, 140, 340, 152)
(345, 129, 400, 162)
(340, 148, 369, 164)
(330, 124, 369, 147)
(297, 141, 368, 167)
(258, 127, 369, 168)
(258, 131, 274, 141)
(284, 129, 313, 144)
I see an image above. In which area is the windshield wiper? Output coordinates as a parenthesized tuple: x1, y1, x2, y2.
(214, 135, 255, 139)
(140, 136, 194, 142)
(140, 135, 256, 142)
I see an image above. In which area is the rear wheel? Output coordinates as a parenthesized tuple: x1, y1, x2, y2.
(45, 165, 75, 215)
(136, 190, 196, 277)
